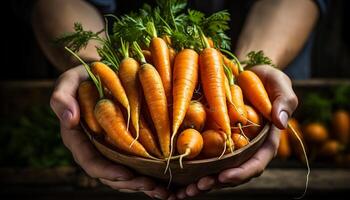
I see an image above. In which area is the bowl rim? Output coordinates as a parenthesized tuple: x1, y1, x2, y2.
(81, 122, 270, 165)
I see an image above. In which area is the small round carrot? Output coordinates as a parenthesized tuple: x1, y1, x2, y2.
(303, 122, 328, 144)
(78, 81, 102, 134)
(139, 117, 163, 158)
(201, 130, 229, 158)
(237, 70, 272, 120)
(94, 99, 151, 158)
(182, 101, 206, 132)
(277, 129, 291, 160)
(176, 129, 203, 168)
(231, 133, 249, 149)
(319, 140, 345, 158)
(91, 61, 131, 128)
(204, 107, 222, 131)
(119, 41, 142, 144)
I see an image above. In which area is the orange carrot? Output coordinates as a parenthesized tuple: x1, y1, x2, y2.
(172, 49, 199, 141)
(176, 129, 203, 168)
(303, 122, 328, 144)
(134, 42, 171, 157)
(200, 47, 232, 151)
(94, 99, 151, 158)
(118, 41, 141, 143)
(277, 129, 291, 160)
(169, 47, 176, 69)
(91, 61, 131, 128)
(182, 101, 206, 132)
(202, 130, 229, 158)
(78, 81, 103, 134)
(332, 110, 350, 145)
(223, 55, 239, 77)
(237, 70, 272, 120)
(228, 84, 248, 126)
(231, 133, 249, 149)
(242, 105, 262, 140)
(139, 117, 163, 158)
(147, 22, 172, 103)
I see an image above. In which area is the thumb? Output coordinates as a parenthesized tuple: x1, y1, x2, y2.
(50, 66, 88, 128)
(271, 95, 298, 129)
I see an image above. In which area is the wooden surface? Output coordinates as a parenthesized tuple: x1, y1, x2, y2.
(1, 167, 349, 199)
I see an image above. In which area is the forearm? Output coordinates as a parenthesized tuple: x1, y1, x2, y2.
(235, 0, 319, 69)
(31, 0, 104, 72)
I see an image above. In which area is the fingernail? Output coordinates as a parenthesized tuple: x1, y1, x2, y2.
(279, 111, 288, 128)
(62, 110, 72, 122)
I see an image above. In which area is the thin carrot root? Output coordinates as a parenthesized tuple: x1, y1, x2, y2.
(166, 166, 173, 189)
(179, 148, 190, 169)
(231, 124, 260, 129)
(129, 129, 139, 148)
(164, 135, 176, 174)
(238, 123, 250, 142)
(288, 122, 310, 199)
(219, 139, 227, 159)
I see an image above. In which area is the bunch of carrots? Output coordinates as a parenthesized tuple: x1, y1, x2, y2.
(57, 0, 306, 176)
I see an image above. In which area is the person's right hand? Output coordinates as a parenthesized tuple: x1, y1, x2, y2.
(50, 65, 172, 199)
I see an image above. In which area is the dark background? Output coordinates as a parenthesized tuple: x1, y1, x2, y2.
(1, 0, 350, 80)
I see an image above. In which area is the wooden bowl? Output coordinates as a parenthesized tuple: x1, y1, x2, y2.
(81, 123, 270, 185)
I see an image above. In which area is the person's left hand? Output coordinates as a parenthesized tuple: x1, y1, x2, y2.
(173, 65, 298, 199)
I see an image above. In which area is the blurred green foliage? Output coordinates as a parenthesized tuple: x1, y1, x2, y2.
(0, 105, 73, 168)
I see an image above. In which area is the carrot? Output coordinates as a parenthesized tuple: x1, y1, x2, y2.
(169, 47, 176, 69)
(231, 133, 249, 149)
(171, 48, 199, 143)
(176, 129, 203, 168)
(332, 110, 350, 145)
(223, 54, 239, 77)
(200, 44, 232, 152)
(237, 70, 272, 120)
(91, 61, 131, 129)
(78, 81, 103, 134)
(303, 122, 328, 144)
(94, 99, 151, 158)
(319, 140, 345, 158)
(118, 41, 141, 144)
(146, 22, 172, 103)
(142, 50, 153, 64)
(139, 117, 163, 158)
(204, 107, 222, 131)
(277, 129, 291, 160)
(134, 42, 171, 157)
(224, 75, 233, 104)
(242, 105, 262, 140)
(201, 130, 229, 158)
(182, 101, 206, 132)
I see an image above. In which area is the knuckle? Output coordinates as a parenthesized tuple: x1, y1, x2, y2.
(286, 95, 299, 112)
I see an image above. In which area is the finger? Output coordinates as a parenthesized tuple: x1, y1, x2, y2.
(218, 125, 281, 184)
(61, 127, 133, 181)
(144, 185, 171, 199)
(100, 176, 156, 191)
(50, 66, 88, 128)
(167, 194, 177, 200)
(186, 183, 200, 197)
(197, 176, 216, 191)
(176, 188, 187, 200)
(250, 65, 298, 129)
